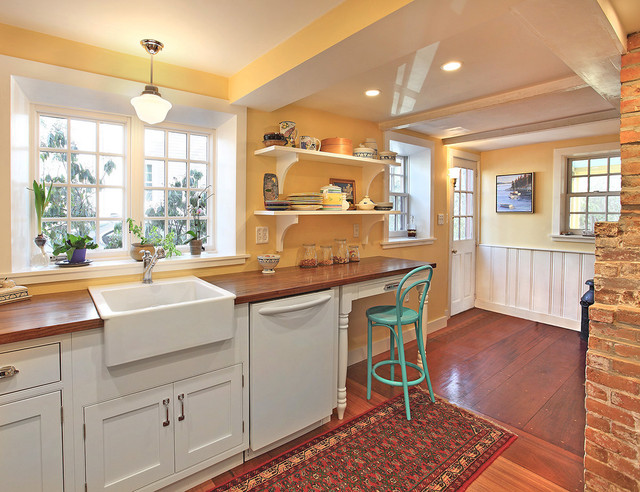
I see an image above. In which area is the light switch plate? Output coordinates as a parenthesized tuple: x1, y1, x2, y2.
(437, 213, 445, 225)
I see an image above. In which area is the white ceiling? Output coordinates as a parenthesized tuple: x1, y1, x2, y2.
(3, 0, 640, 151)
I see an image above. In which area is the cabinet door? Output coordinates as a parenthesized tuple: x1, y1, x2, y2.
(84, 385, 174, 492)
(0, 392, 63, 492)
(174, 364, 243, 472)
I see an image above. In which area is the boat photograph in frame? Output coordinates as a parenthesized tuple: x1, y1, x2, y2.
(496, 172, 534, 213)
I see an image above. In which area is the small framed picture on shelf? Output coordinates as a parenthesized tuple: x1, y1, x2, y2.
(330, 178, 356, 207)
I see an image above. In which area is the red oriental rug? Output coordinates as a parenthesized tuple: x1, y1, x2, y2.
(207, 388, 516, 491)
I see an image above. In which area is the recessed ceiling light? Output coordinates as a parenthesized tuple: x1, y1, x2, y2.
(365, 89, 381, 97)
(441, 61, 462, 72)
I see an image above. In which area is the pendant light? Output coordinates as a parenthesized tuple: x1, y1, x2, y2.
(131, 39, 172, 124)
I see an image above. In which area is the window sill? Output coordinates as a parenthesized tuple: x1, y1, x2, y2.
(380, 237, 436, 249)
(6, 252, 250, 285)
(550, 234, 595, 243)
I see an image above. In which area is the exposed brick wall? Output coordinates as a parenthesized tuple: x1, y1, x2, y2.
(585, 31, 640, 492)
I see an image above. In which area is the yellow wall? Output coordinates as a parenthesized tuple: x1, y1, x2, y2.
(479, 134, 619, 252)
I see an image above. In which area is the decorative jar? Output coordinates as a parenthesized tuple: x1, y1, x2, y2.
(299, 243, 318, 268)
(333, 239, 349, 264)
(348, 245, 360, 262)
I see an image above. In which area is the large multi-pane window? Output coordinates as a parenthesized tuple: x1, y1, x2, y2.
(389, 155, 409, 236)
(38, 112, 126, 250)
(566, 154, 621, 233)
(143, 127, 211, 246)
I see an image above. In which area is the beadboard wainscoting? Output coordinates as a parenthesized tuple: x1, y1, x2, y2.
(475, 245, 595, 331)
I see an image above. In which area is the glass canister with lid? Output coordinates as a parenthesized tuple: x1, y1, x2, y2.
(348, 244, 360, 262)
(318, 245, 333, 266)
(333, 239, 349, 264)
(299, 243, 318, 268)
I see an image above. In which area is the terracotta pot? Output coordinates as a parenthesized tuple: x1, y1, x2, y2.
(190, 239, 203, 256)
(129, 243, 155, 261)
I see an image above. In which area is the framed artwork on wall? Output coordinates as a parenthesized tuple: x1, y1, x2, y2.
(330, 178, 356, 207)
(496, 173, 534, 213)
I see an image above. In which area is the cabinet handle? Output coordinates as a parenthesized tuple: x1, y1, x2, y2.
(178, 394, 185, 421)
(0, 366, 19, 379)
(257, 294, 331, 315)
(162, 398, 170, 427)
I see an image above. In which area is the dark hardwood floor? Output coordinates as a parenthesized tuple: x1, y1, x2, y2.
(189, 308, 587, 492)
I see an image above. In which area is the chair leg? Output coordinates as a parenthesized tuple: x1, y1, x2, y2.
(395, 326, 412, 420)
(366, 319, 373, 401)
(389, 330, 395, 382)
(415, 321, 435, 403)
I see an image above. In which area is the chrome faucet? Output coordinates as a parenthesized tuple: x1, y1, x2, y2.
(141, 247, 166, 284)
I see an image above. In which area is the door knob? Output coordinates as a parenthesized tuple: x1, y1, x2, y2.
(451, 249, 458, 254)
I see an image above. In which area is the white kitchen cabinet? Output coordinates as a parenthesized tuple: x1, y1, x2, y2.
(84, 364, 243, 492)
(0, 391, 64, 492)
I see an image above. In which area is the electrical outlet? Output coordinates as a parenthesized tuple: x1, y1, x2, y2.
(437, 213, 445, 225)
(256, 226, 269, 244)
(353, 223, 360, 238)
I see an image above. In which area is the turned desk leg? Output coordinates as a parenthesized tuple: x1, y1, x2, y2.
(337, 312, 349, 419)
(416, 289, 429, 371)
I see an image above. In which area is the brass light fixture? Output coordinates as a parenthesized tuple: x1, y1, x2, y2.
(131, 39, 172, 124)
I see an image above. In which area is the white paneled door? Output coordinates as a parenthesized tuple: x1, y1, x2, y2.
(450, 153, 478, 316)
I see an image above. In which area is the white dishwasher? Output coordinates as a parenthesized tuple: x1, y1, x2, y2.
(249, 288, 338, 452)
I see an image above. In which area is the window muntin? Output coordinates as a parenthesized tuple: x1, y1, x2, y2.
(566, 154, 620, 233)
(451, 167, 474, 241)
(38, 113, 126, 250)
(143, 127, 211, 246)
(389, 155, 409, 236)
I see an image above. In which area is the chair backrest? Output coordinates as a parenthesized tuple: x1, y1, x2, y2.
(395, 265, 434, 322)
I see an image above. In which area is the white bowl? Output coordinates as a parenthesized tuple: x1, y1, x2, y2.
(353, 147, 375, 158)
(257, 254, 280, 274)
(379, 151, 398, 160)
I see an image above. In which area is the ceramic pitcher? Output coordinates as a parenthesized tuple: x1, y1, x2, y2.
(279, 121, 297, 147)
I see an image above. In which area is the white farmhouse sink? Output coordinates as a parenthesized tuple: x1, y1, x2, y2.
(89, 276, 236, 367)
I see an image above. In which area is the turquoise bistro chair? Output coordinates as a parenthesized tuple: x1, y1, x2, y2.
(366, 265, 435, 420)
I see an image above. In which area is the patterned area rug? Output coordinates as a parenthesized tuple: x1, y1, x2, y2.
(208, 388, 516, 491)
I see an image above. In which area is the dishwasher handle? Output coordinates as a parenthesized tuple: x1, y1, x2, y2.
(257, 294, 332, 316)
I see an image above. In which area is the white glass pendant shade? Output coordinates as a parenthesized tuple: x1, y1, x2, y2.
(131, 91, 172, 125)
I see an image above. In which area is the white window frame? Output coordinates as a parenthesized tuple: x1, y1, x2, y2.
(140, 123, 216, 253)
(34, 106, 130, 257)
(551, 142, 620, 243)
(388, 155, 410, 237)
(381, 131, 435, 248)
(5, 65, 247, 282)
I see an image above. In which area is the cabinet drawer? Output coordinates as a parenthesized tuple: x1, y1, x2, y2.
(0, 343, 61, 396)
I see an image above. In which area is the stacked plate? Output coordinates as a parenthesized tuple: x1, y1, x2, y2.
(320, 185, 343, 210)
(374, 201, 393, 211)
(288, 192, 323, 211)
(264, 200, 291, 211)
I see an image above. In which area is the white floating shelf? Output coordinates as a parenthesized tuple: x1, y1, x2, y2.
(254, 209, 399, 251)
(254, 146, 398, 195)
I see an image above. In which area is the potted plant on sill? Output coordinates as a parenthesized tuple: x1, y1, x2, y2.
(126, 218, 182, 261)
(126, 218, 156, 261)
(184, 186, 213, 256)
(52, 233, 98, 264)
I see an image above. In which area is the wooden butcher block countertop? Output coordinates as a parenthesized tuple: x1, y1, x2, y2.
(0, 256, 434, 345)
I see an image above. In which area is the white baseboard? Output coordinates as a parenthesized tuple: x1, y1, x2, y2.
(347, 315, 448, 366)
(474, 299, 580, 331)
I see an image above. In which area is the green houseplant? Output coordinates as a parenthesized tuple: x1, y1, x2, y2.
(184, 186, 213, 256)
(29, 179, 54, 236)
(52, 233, 98, 263)
(126, 218, 182, 261)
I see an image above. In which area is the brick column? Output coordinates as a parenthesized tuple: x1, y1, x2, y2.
(584, 32, 640, 491)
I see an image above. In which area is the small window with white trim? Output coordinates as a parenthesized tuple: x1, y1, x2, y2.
(566, 154, 620, 234)
(38, 111, 127, 250)
(389, 155, 409, 236)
